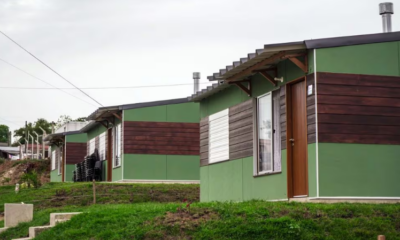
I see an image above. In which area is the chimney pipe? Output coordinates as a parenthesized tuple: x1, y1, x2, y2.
(193, 72, 200, 94)
(379, 2, 394, 32)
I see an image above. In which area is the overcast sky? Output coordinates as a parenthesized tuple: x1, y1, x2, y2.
(0, 0, 398, 139)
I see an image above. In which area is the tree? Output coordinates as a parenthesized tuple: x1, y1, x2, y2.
(13, 119, 52, 144)
(0, 125, 9, 143)
(74, 117, 87, 122)
(56, 115, 72, 129)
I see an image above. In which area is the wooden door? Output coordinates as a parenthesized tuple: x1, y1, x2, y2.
(107, 128, 112, 181)
(289, 80, 308, 197)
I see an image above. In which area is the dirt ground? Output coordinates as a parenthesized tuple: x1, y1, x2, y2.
(0, 160, 50, 186)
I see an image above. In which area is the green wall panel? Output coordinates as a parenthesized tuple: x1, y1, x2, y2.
(50, 169, 61, 182)
(112, 166, 123, 182)
(65, 164, 75, 182)
(66, 133, 87, 143)
(242, 153, 287, 201)
(123, 154, 167, 180)
(166, 155, 200, 180)
(318, 143, 400, 197)
(124, 106, 167, 122)
(316, 41, 400, 76)
(207, 158, 243, 201)
(166, 102, 199, 123)
(307, 144, 317, 198)
(200, 167, 209, 202)
(123, 154, 200, 181)
(87, 124, 107, 141)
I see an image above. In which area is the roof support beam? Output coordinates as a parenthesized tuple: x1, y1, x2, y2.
(288, 54, 308, 73)
(112, 112, 122, 121)
(258, 71, 277, 86)
(99, 121, 109, 129)
(230, 80, 251, 97)
(227, 51, 287, 82)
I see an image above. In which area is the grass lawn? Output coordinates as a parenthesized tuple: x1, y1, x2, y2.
(0, 182, 199, 213)
(1, 201, 399, 240)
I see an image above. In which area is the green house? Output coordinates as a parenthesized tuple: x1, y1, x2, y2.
(45, 122, 88, 182)
(82, 98, 200, 183)
(190, 32, 400, 202)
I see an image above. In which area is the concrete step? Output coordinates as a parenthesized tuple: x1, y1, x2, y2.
(0, 227, 9, 233)
(50, 212, 82, 226)
(11, 212, 82, 240)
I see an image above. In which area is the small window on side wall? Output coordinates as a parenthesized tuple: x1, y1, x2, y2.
(113, 123, 122, 167)
(208, 109, 229, 164)
(256, 90, 281, 175)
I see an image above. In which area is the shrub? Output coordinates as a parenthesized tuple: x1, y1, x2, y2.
(19, 171, 41, 188)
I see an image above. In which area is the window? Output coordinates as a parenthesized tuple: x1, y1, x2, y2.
(256, 90, 281, 174)
(89, 138, 95, 155)
(51, 150, 55, 170)
(99, 132, 106, 160)
(113, 123, 122, 167)
(58, 148, 62, 175)
(209, 109, 229, 163)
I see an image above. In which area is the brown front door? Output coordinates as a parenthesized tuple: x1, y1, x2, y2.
(289, 80, 308, 197)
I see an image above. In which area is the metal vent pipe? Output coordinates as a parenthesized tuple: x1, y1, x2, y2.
(379, 2, 394, 32)
(193, 72, 200, 94)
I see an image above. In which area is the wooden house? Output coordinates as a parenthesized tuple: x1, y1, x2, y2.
(189, 32, 400, 202)
(45, 123, 88, 182)
(82, 98, 200, 183)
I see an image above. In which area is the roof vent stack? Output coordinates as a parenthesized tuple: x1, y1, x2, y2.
(193, 72, 200, 94)
(379, 2, 394, 32)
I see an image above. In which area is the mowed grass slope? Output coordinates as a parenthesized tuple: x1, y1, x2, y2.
(34, 201, 400, 240)
(0, 182, 199, 212)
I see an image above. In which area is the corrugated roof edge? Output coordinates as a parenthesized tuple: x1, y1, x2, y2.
(44, 130, 82, 142)
(120, 97, 189, 110)
(305, 31, 400, 49)
(79, 121, 99, 133)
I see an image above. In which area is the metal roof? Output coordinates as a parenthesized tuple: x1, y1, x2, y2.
(79, 121, 99, 133)
(190, 31, 400, 102)
(44, 130, 82, 142)
(87, 97, 189, 121)
(0, 146, 20, 154)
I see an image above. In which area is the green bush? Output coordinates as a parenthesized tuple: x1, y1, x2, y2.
(19, 171, 41, 188)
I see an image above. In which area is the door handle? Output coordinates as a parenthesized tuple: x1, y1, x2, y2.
(289, 138, 294, 146)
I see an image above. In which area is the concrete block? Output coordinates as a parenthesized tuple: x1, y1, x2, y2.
(4, 204, 33, 228)
(11, 238, 31, 240)
(29, 226, 52, 238)
(0, 227, 9, 233)
(50, 212, 82, 226)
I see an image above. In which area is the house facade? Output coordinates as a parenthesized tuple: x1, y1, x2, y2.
(46, 122, 88, 182)
(83, 98, 200, 183)
(190, 32, 400, 202)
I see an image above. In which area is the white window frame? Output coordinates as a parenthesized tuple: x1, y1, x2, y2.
(89, 138, 95, 155)
(208, 109, 229, 164)
(51, 149, 55, 170)
(99, 132, 106, 160)
(113, 123, 122, 168)
(255, 90, 282, 176)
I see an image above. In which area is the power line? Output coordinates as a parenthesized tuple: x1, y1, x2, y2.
(0, 82, 210, 90)
(0, 30, 103, 106)
(0, 116, 21, 127)
(0, 58, 98, 107)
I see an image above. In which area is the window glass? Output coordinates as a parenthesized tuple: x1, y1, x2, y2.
(258, 93, 273, 173)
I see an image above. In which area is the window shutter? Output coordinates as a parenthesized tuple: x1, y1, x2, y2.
(209, 109, 229, 163)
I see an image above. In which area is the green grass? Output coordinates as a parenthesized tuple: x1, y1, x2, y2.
(1, 201, 399, 240)
(0, 182, 199, 213)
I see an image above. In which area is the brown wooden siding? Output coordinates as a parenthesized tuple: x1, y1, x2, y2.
(200, 117, 209, 167)
(317, 72, 400, 145)
(65, 142, 86, 164)
(124, 121, 200, 155)
(306, 74, 316, 144)
(229, 99, 254, 160)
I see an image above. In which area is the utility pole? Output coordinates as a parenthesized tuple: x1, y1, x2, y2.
(39, 127, 47, 158)
(7, 131, 11, 146)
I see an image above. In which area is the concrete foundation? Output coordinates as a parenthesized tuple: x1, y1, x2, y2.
(4, 204, 33, 227)
(289, 198, 400, 204)
(50, 212, 82, 226)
